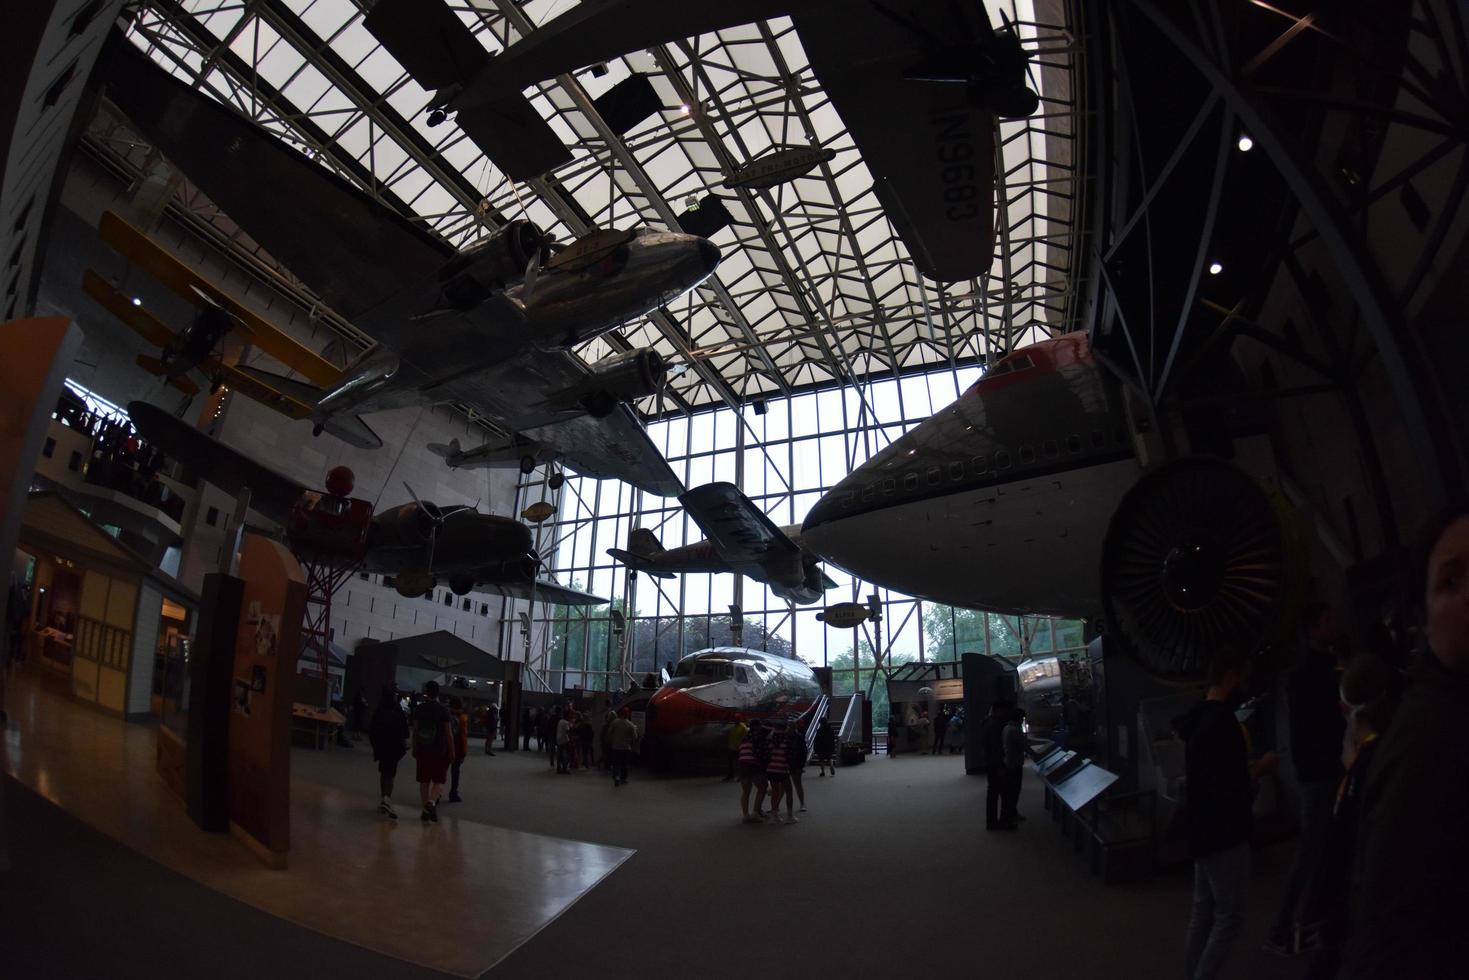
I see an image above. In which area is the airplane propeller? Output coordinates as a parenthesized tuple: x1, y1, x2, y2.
(403, 481, 446, 573)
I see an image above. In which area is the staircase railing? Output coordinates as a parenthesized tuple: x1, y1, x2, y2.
(799, 694, 830, 756)
(836, 691, 864, 744)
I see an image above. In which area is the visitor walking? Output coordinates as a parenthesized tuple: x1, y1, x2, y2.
(483, 700, 500, 756)
(410, 681, 455, 823)
(724, 715, 747, 782)
(813, 720, 836, 776)
(738, 718, 770, 823)
(1341, 505, 1469, 978)
(1174, 654, 1278, 980)
(368, 685, 408, 819)
(543, 708, 559, 768)
(555, 709, 573, 774)
(577, 711, 595, 770)
(932, 705, 950, 754)
(608, 707, 638, 786)
(447, 696, 469, 803)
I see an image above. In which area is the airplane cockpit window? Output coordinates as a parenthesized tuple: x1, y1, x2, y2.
(965, 354, 1037, 394)
(674, 661, 694, 677)
(734, 666, 749, 684)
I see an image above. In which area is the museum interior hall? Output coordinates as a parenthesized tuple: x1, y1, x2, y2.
(2, 2, 1467, 978)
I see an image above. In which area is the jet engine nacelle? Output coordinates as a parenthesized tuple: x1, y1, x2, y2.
(473, 553, 540, 583)
(437, 219, 545, 310)
(576, 348, 667, 418)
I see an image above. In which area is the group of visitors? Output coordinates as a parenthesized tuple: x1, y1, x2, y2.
(541, 702, 641, 785)
(1175, 503, 1469, 979)
(735, 716, 809, 824)
(367, 680, 482, 822)
(982, 702, 1027, 830)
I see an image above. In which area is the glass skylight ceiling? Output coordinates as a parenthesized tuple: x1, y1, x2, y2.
(119, 0, 1082, 416)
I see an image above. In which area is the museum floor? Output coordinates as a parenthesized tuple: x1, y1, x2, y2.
(2, 668, 1307, 980)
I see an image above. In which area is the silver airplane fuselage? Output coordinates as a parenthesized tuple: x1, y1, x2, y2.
(316, 227, 719, 422)
(800, 334, 1140, 617)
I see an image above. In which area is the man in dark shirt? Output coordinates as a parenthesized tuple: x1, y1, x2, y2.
(1267, 603, 1346, 954)
(1174, 654, 1278, 980)
(981, 700, 1013, 830)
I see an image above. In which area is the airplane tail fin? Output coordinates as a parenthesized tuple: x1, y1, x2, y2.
(236, 366, 326, 407)
(322, 415, 383, 450)
(427, 438, 462, 460)
(628, 527, 664, 557)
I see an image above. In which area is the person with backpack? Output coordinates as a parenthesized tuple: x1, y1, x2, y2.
(555, 709, 573, 774)
(410, 681, 455, 823)
(368, 686, 408, 820)
(447, 696, 469, 803)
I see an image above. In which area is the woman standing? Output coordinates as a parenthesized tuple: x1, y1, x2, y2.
(738, 719, 770, 823)
(1341, 506, 1469, 977)
(368, 686, 408, 819)
(786, 721, 808, 812)
(765, 720, 795, 824)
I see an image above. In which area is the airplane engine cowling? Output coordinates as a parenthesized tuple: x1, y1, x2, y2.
(367, 502, 442, 551)
(438, 220, 545, 309)
(579, 349, 667, 417)
(1099, 457, 1302, 685)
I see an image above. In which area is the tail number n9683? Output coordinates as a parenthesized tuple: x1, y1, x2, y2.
(932, 112, 982, 222)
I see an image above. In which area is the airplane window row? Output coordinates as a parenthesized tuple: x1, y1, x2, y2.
(854, 428, 1117, 504)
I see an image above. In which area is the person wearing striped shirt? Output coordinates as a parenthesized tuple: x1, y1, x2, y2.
(738, 719, 771, 824)
(766, 720, 797, 824)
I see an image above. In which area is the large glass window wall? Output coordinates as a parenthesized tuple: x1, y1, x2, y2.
(506, 363, 1086, 728)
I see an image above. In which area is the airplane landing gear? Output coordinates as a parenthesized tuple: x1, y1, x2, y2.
(548, 470, 565, 491)
(519, 454, 536, 475)
(312, 422, 325, 437)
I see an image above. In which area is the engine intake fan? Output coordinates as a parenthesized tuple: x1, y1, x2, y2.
(1100, 458, 1290, 683)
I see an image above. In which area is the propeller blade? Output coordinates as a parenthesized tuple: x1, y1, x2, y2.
(523, 248, 541, 303)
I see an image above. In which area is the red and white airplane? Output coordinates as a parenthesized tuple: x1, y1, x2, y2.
(645, 647, 823, 750)
(799, 333, 1140, 617)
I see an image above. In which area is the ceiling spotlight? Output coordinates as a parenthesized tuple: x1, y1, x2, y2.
(1236, 134, 1254, 152)
(679, 103, 691, 115)
(131, 297, 142, 306)
(1208, 261, 1223, 275)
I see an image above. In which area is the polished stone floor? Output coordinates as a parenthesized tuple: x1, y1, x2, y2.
(0, 669, 631, 977)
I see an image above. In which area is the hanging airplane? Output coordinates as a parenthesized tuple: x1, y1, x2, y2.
(607, 482, 837, 605)
(645, 647, 823, 750)
(99, 38, 717, 497)
(127, 401, 605, 606)
(396, 0, 1040, 282)
(798, 331, 1298, 687)
(799, 333, 1139, 618)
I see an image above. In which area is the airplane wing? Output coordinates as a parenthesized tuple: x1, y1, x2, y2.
(126, 400, 309, 525)
(792, 2, 996, 282)
(679, 482, 800, 575)
(363, 0, 570, 180)
(480, 579, 609, 607)
(97, 211, 344, 387)
(82, 269, 175, 348)
(521, 407, 684, 497)
(102, 38, 453, 321)
(436, 345, 684, 496)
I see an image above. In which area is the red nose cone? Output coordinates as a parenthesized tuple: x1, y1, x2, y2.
(325, 465, 355, 497)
